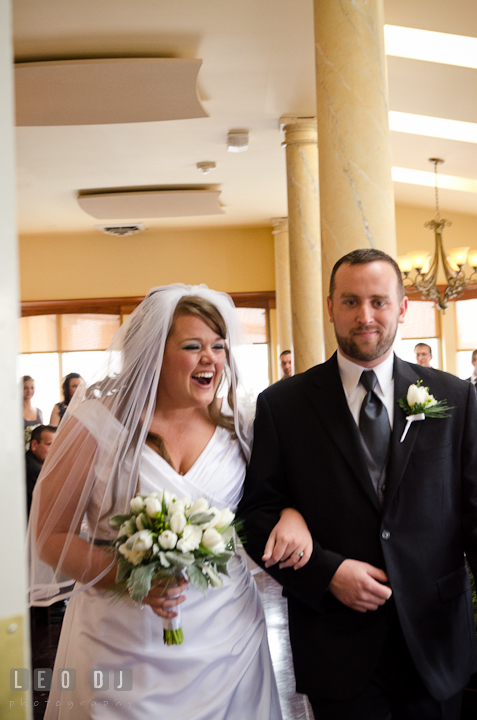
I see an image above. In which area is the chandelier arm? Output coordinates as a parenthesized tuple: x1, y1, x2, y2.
(436, 225, 459, 285)
(403, 158, 473, 310)
(412, 222, 440, 300)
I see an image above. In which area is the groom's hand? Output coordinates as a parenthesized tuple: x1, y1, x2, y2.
(328, 559, 392, 613)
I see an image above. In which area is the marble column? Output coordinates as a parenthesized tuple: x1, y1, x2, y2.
(314, 0, 397, 356)
(271, 218, 293, 366)
(282, 119, 324, 373)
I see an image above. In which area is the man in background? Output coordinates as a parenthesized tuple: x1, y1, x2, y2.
(467, 349, 477, 391)
(280, 350, 293, 379)
(25, 424, 56, 516)
(414, 342, 433, 368)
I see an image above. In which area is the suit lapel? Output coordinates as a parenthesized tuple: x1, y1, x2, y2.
(309, 354, 380, 513)
(382, 357, 422, 515)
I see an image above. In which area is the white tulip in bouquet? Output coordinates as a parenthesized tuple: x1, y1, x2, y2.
(108, 491, 236, 644)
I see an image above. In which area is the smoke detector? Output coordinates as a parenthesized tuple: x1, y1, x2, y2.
(95, 223, 146, 237)
(196, 161, 216, 174)
(227, 130, 249, 152)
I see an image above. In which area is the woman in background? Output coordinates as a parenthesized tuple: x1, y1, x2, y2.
(49, 372, 82, 426)
(23, 375, 43, 447)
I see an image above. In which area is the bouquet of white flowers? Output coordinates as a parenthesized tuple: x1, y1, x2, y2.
(108, 491, 236, 644)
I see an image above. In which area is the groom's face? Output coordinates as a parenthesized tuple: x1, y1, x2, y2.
(327, 261, 407, 367)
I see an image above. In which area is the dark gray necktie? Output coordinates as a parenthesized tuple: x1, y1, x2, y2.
(359, 370, 391, 471)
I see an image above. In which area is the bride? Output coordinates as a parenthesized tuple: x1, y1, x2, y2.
(28, 285, 312, 720)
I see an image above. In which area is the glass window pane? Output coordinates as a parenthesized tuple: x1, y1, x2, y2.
(62, 351, 108, 386)
(236, 308, 267, 344)
(18, 353, 60, 424)
(457, 350, 474, 380)
(234, 344, 270, 400)
(456, 299, 477, 350)
(60, 314, 120, 351)
(400, 301, 437, 340)
(20, 315, 57, 353)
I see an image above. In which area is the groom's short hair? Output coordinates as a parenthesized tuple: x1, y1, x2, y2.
(329, 248, 405, 301)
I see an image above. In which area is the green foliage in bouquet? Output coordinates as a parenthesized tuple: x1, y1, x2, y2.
(107, 492, 237, 644)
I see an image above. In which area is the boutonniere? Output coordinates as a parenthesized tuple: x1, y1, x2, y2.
(397, 380, 453, 442)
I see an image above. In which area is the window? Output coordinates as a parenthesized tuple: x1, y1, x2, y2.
(394, 300, 440, 368)
(455, 298, 477, 379)
(19, 314, 120, 422)
(19, 303, 272, 421)
(235, 308, 270, 399)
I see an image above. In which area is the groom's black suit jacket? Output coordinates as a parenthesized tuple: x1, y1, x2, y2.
(238, 354, 477, 701)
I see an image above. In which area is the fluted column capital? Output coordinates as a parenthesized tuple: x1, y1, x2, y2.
(280, 117, 317, 147)
(271, 217, 289, 235)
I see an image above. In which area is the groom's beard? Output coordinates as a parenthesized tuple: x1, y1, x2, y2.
(335, 322, 398, 363)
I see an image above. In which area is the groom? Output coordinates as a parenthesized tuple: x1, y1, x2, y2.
(239, 249, 477, 719)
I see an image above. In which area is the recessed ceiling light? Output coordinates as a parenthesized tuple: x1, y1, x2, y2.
(392, 167, 477, 193)
(385, 25, 477, 70)
(389, 111, 477, 144)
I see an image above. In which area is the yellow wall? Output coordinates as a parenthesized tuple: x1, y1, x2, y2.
(19, 205, 477, 303)
(18, 205, 476, 379)
(19, 226, 275, 301)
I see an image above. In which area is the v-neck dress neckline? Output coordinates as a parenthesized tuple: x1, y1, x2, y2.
(144, 425, 220, 478)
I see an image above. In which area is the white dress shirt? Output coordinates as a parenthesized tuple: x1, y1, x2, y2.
(337, 350, 395, 429)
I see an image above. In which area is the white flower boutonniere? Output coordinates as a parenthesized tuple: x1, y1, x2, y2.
(398, 380, 453, 442)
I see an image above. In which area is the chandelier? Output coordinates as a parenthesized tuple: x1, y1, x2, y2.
(397, 158, 477, 310)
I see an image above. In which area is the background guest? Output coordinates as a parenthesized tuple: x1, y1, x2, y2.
(23, 375, 44, 448)
(467, 349, 477, 391)
(414, 342, 433, 368)
(25, 424, 56, 517)
(279, 350, 293, 379)
(49, 372, 82, 427)
(23, 375, 43, 431)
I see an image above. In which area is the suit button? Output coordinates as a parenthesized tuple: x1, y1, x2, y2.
(381, 530, 391, 540)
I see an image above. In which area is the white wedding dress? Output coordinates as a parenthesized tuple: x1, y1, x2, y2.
(44, 406, 282, 720)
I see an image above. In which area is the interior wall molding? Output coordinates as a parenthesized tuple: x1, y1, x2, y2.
(20, 286, 477, 317)
(21, 292, 276, 317)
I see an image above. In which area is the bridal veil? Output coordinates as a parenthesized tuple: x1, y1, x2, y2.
(28, 284, 252, 606)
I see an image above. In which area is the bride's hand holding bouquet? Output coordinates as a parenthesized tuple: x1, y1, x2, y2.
(108, 490, 237, 644)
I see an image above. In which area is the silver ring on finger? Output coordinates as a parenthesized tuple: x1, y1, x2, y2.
(293, 551, 304, 558)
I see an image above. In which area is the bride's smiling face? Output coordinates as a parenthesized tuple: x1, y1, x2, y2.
(158, 314, 226, 409)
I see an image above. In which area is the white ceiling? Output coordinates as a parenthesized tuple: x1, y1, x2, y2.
(12, 0, 477, 235)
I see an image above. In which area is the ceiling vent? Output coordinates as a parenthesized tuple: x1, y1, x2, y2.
(96, 224, 146, 237)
